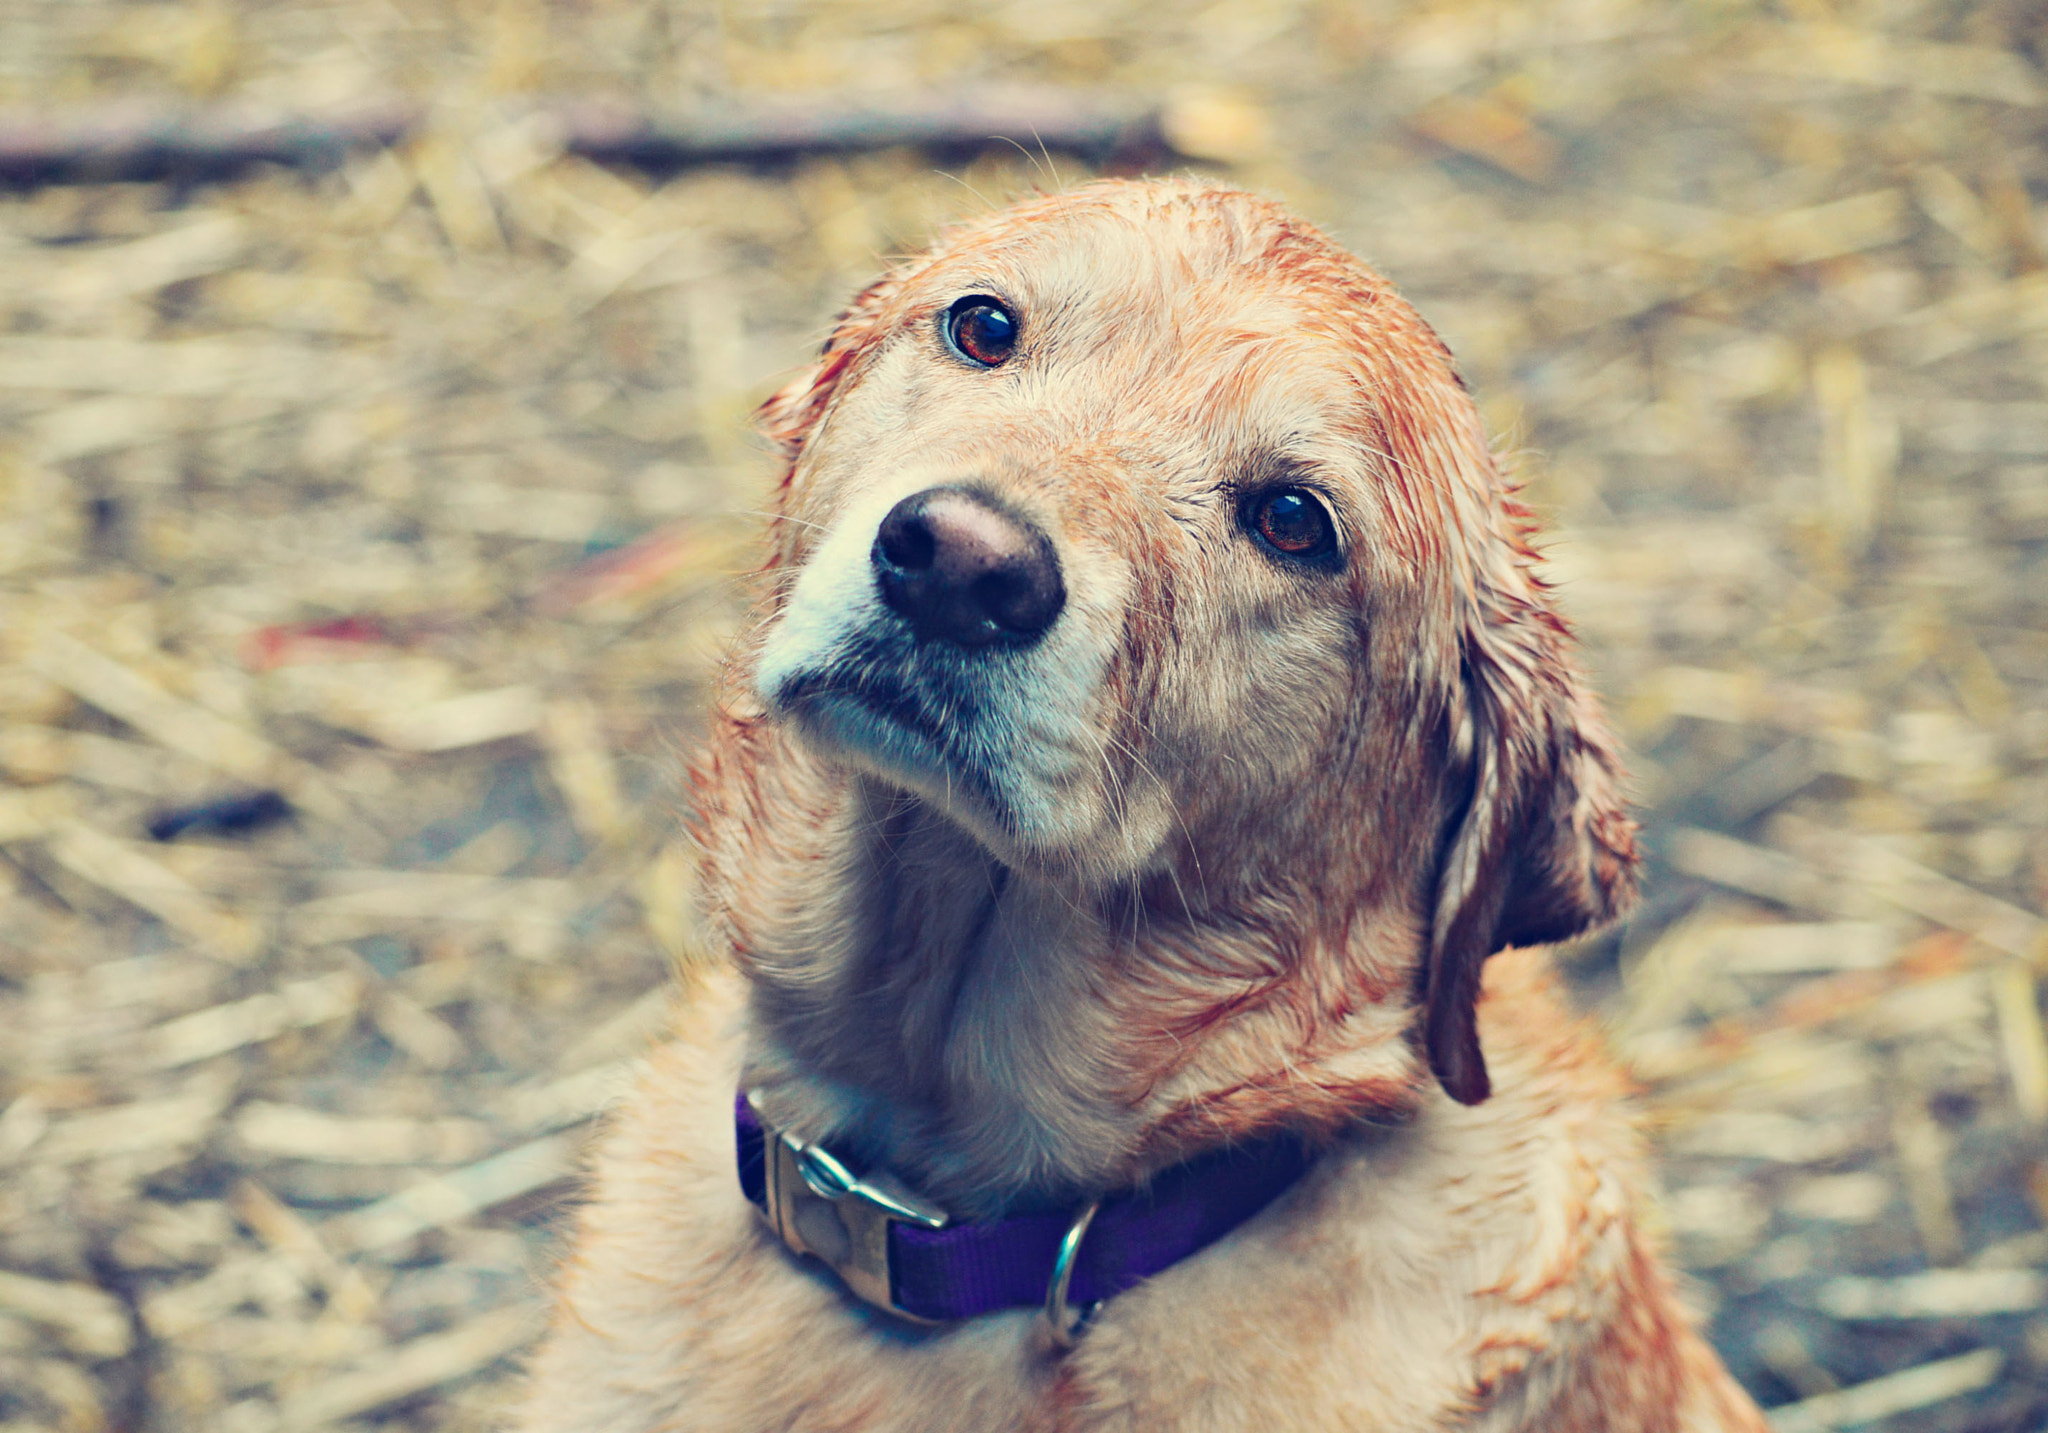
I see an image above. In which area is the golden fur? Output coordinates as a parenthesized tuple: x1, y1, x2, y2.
(514, 178, 1768, 1432)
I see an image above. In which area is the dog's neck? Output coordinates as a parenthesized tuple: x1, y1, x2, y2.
(712, 726, 1434, 1219)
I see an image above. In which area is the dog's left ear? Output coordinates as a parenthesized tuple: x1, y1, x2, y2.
(1423, 517, 1640, 1106)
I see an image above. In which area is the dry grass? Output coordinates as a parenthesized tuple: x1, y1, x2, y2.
(1, 2, 2045, 1429)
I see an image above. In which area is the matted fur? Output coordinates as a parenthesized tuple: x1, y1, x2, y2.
(514, 179, 1766, 1432)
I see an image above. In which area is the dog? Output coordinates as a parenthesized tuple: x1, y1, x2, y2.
(513, 177, 1768, 1432)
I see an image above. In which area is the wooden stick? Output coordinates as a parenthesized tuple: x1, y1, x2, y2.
(0, 98, 420, 186)
(542, 92, 1166, 168)
(0, 93, 1170, 188)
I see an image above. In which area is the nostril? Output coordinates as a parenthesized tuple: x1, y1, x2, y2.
(874, 504, 937, 573)
(872, 486, 1065, 648)
(972, 567, 1051, 636)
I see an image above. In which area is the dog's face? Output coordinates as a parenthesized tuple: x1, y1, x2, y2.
(746, 181, 1637, 1103)
(752, 186, 1435, 877)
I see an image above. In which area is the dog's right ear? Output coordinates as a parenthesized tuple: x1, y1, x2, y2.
(755, 272, 906, 471)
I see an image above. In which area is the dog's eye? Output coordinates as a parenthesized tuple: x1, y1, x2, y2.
(944, 296, 1017, 367)
(1246, 487, 1337, 561)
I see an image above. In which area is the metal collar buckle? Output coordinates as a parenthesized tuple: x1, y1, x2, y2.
(747, 1093, 1106, 1346)
(750, 1093, 950, 1324)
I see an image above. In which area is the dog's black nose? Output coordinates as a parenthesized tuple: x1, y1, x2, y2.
(872, 487, 1065, 648)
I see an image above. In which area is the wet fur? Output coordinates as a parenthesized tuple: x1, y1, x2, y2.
(514, 179, 1766, 1432)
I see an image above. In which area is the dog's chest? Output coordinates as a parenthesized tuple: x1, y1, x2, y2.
(520, 976, 1664, 1433)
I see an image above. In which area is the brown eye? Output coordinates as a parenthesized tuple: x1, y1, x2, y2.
(1247, 487, 1338, 562)
(945, 296, 1017, 367)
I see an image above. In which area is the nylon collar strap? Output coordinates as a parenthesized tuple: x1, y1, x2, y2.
(736, 1092, 1314, 1327)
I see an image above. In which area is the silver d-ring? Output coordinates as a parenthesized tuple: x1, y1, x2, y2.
(1043, 1198, 1102, 1350)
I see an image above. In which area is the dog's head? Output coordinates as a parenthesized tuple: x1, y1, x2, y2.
(745, 179, 1636, 1105)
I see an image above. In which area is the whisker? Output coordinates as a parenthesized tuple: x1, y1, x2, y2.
(722, 507, 831, 534)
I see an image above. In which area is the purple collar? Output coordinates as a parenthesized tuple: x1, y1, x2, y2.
(736, 1092, 1314, 1336)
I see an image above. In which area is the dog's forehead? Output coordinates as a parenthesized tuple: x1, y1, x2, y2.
(918, 190, 1366, 337)
(899, 187, 1447, 429)
(900, 207, 1326, 401)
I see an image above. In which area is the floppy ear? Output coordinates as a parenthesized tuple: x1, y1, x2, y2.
(1423, 512, 1640, 1106)
(755, 271, 907, 471)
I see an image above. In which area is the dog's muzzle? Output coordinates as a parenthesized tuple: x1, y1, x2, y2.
(736, 1091, 1317, 1347)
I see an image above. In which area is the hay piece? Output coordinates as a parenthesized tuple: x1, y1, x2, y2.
(232, 1103, 491, 1165)
(552, 985, 674, 1073)
(107, 1200, 235, 1273)
(1917, 399, 2048, 456)
(28, 393, 184, 463)
(44, 822, 261, 962)
(0, 785, 76, 844)
(0, 336, 360, 398)
(229, 1181, 379, 1323)
(1815, 1268, 2047, 1320)
(241, 1302, 544, 1431)
(17, 1354, 109, 1427)
(27, 633, 274, 783)
(1836, 838, 2041, 958)
(0, 98, 421, 185)
(34, 1075, 231, 1167)
(500, 1059, 637, 1134)
(50, 214, 245, 303)
(1891, 1099, 1965, 1265)
(634, 839, 697, 964)
(145, 971, 363, 1069)
(539, 698, 625, 844)
(1663, 191, 1912, 270)
(141, 1254, 308, 1340)
(1680, 822, 2046, 957)
(285, 871, 572, 947)
(1668, 828, 1831, 914)
(1406, 93, 1559, 183)
(1755, 1322, 1839, 1400)
(369, 686, 545, 753)
(439, 483, 607, 542)
(0, 725, 204, 796)
(1744, 25, 2046, 106)
(1663, 1110, 1863, 1165)
(1813, 344, 1895, 562)
(322, 1133, 579, 1254)
(1720, 923, 1896, 974)
(238, 616, 407, 674)
(369, 988, 463, 1071)
(1994, 963, 2048, 1124)
(26, 632, 342, 819)
(1614, 904, 1746, 1041)
(1891, 271, 2048, 364)
(1768, 1348, 2003, 1433)
(0, 1271, 132, 1361)
(1781, 1173, 1892, 1225)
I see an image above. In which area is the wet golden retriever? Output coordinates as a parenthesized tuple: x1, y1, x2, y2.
(514, 178, 1767, 1432)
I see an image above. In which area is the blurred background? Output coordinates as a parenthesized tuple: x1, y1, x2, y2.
(1, 1, 2045, 1429)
